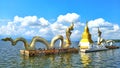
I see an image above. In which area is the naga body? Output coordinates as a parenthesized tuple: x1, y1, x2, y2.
(97, 28, 114, 46)
(2, 35, 64, 50)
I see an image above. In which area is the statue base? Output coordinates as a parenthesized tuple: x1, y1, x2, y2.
(80, 48, 108, 53)
(79, 42, 110, 53)
(20, 48, 78, 57)
(79, 42, 91, 50)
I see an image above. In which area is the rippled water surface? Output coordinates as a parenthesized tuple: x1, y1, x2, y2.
(0, 41, 120, 68)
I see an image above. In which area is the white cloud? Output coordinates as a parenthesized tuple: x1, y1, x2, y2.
(39, 17, 50, 26)
(113, 24, 119, 31)
(88, 18, 112, 28)
(39, 27, 50, 35)
(88, 18, 120, 40)
(74, 22, 85, 28)
(56, 13, 80, 23)
(13, 16, 40, 27)
(71, 30, 81, 41)
(0, 13, 120, 40)
(14, 16, 23, 23)
(0, 22, 25, 36)
(50, 23, 67, 38)
(0, 13, 82, 40)
(21, 16, 38, 26)
(25, 30, 37, 36)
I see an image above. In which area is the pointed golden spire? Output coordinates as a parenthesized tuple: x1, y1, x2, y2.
(80, 22, 93, 43)
(79, 22, 94, 49)
(84, 21, 89, 32)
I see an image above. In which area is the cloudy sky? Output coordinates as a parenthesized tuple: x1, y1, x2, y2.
(0, 0, 120, 41)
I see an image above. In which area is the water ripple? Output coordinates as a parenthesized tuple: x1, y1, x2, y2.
(0, 41, 120, 68)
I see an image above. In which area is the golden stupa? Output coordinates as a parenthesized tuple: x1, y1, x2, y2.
(79, 22, 93, 49)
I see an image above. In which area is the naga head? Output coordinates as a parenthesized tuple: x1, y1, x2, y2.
(1, 37, 16, 45)
(70, 22, 74, 30)
(1, 37, 12, 41)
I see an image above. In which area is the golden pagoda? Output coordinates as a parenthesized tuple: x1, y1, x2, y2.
(79, 22, 93, 49)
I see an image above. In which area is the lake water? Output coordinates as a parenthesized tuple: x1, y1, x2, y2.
(0, 40, 120, 68)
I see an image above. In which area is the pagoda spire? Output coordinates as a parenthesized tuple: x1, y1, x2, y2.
(80, 22, 93, 43)
(84, 22, 89, 32)
(79, 22, 93, 49)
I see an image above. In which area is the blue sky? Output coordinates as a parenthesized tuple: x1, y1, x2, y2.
(0, 0, 119, 23)
(0, 0, 120, 41)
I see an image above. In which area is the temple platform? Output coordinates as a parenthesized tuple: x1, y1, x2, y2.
(80, 48, 108, 53)
(20, 48, 79, 56)
(80, 46, 120, 53)
(105, 46, 120, 49)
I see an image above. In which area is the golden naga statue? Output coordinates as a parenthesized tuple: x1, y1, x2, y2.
(64, 22, 74, 48)
(97, 27, 105, 45)
(98, 27, 102, 37)
(65, 23, 74, 44)
(2, 23, 74, 50)
(2, 35, 64, 50)
(97, 27, 114, 46)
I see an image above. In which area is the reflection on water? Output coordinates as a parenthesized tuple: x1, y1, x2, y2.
(0, 41, 120, 68)
(80, 53, 91, 68)
(20, 53, 73, 68)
